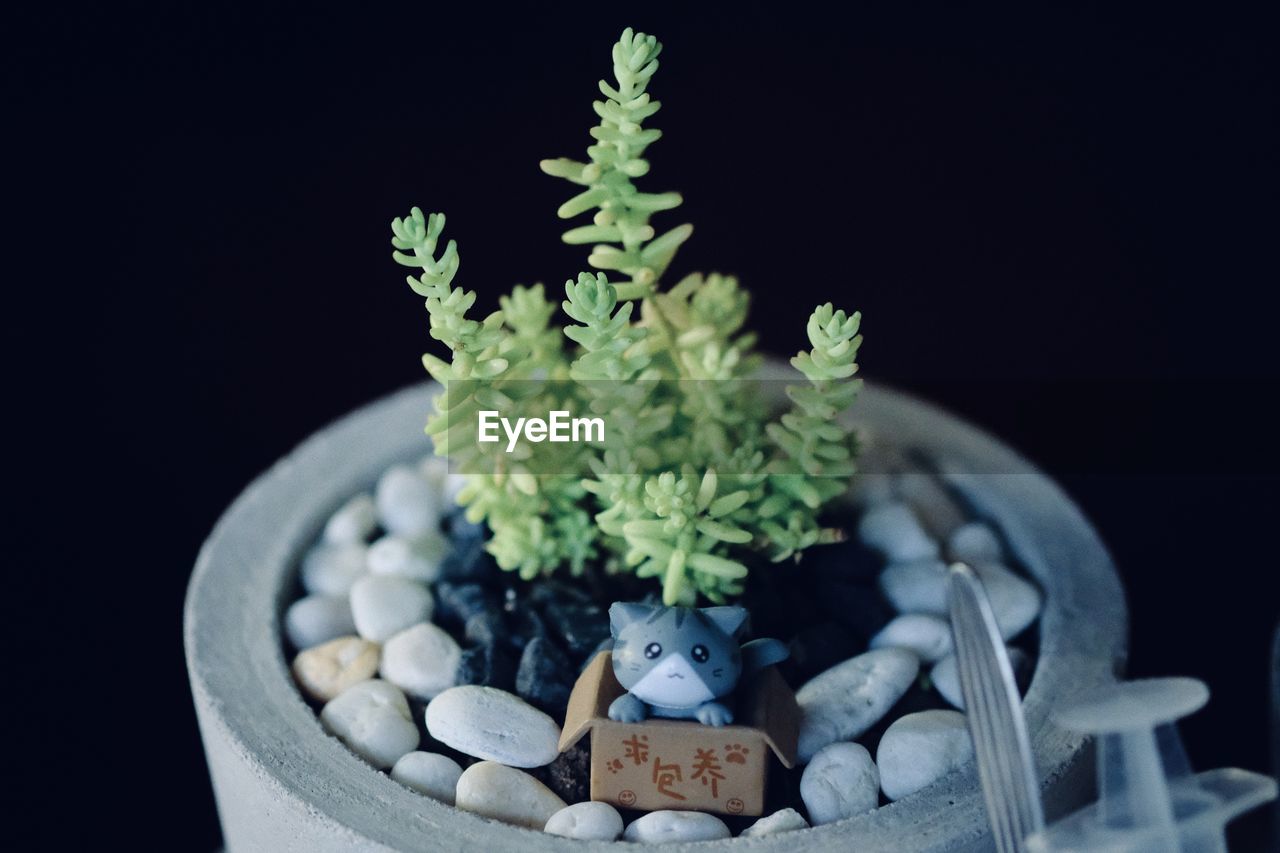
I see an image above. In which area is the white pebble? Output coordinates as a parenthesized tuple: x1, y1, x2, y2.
(323, 493, 378, 545)
(796, 647, 920, 762)
(871, 613, 953, 663)
(376, 465, 440, 537)
(380, 622, 461, 701)
(879, 559, 950, 616)
(301, 543, 367, 596)
(292, 635, 380, 702)
(974, 562, 1042, 640)
(320, 679, 419, 769)
(852, 473, 897, 508)
(858, 502, 940, 562)
(454, 761, 566, 829)
(367, 532, 448, 583)
(947, 521, 1003, 564)
(740, 808, 810, 838)
(544, 801, 624, 841)
(390, 751, 463, 805)
(895, 473, 967, 541)
(931, 647, 1030, 710)
(426, 685, 562, 768)
(623, 810, 731, 843)
(930, 653, 964, 709)
(801, 742, 880, 825)
(349, 575, 433, 643)
(284, 594, 356, 649)
(419, 455, 466, 504)
(877, 710, 974, 801)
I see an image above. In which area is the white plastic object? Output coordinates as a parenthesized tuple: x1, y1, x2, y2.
(1026, 677, 1277, 852)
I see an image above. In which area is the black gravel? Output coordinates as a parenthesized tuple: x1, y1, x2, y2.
(515, 636, 575, 715)
(454, 643, 517, 692)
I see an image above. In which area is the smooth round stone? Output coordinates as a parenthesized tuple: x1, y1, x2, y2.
(380, 622, 461, 700)
(323, 493, 378, 545)
(740, 807, 810, 838)
(301, 543, 368, 596)
(390, 751, 462, 804)
(930, 653, 964, 709)
(623, 810, 731, 843)
(801, 742, 880, 825)
(931, 647, 1030, 710)
(878, 559, 950, 616)
(419, 455, 466, 504)
(894, 473, 967, 541)
(285, 594, 357, 650)
(858, 502, 941, 562)
(319, 679, 419, 769)
(367, 532, 448, 583)
(852, 472, 897, 508)
(796, 647, 920, 762)
(376, 464, 440, 537)
(947, 521, 1003, 564)
(544, 801, 624, 841)
(454, 761, 566, 829)
(877, 709, 974, 801)
(974, 562, 1042, 640)
(871, 613, 954, 663)
(292, 635, 380, 702)
(349, 575, 433, 643)
(425, 685, 562, 768)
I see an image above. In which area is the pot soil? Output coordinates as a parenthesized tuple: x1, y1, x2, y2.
(186, 377, 1126, 851)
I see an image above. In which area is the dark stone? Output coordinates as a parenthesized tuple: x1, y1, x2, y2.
(455, 643, 517, 692)
(506, 607, 549, 652)
(463, 610, 507, 647)
(446, 510, 486, 542)
(1008, 647, 1034, 693)
(780, 621, 860, 687)
(501, 585, 520, 612)
(543, 599, 611, 661)
(801, 537, 882, 585)
(763, 762, 808, 822)
(434, 582, 502, 629)
(739, 567, 814, 641)
(814, 579, 894, 644)
(439, 536, 498, 582)
(544, 742, 592, 804)
(515, 636, 575, 716)
(527, 579, 593, 607)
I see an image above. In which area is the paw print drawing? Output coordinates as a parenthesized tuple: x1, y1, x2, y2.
(607, 758, 624, 774)
(724, 743, 750, 764)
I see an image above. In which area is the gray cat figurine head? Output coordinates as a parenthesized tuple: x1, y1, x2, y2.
(609, 603, 747, 711)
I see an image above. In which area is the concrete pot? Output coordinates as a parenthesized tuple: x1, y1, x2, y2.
(186, 379, 1127, 851)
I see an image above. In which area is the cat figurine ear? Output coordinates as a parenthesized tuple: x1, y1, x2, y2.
(609, 601, 657, 637)
(699, 605, 748, 638)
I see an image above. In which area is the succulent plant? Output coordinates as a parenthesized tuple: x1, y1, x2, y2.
(391, 28, 863, 605)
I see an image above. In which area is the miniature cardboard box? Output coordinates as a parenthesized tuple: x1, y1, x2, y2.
(559, 650, 799, 817)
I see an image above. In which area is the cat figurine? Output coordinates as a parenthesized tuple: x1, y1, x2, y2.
(606, 602, 788, 727)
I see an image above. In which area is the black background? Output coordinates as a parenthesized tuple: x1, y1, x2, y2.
(11, 1, 1278, 848)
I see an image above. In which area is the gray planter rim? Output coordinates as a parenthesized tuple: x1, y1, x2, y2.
(185, 377, 1127, 852)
